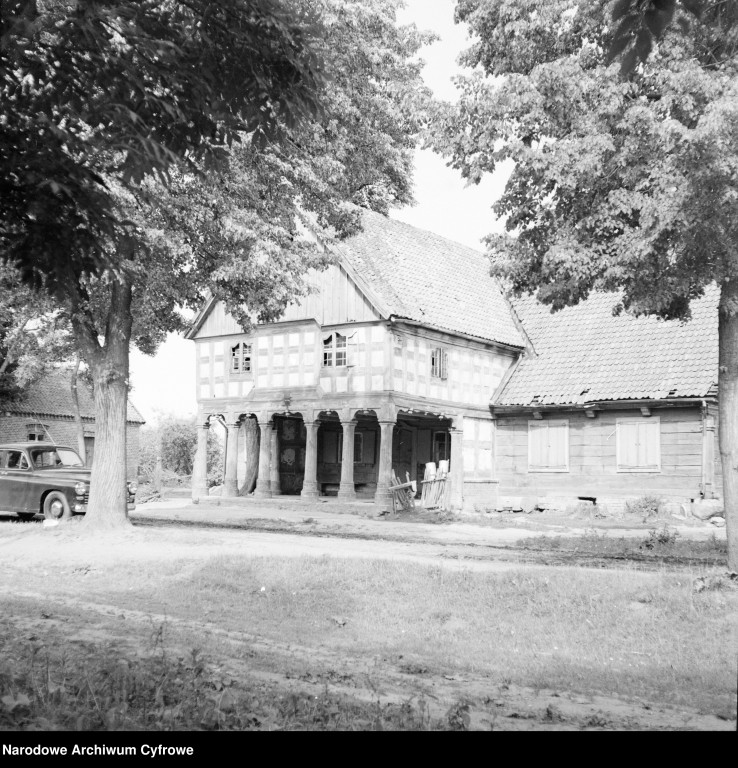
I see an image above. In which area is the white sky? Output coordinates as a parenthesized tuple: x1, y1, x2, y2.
(128, 0, 510, 425)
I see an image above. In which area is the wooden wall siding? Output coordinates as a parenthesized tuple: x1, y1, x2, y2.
(495, 408, 706, 502)
(390, 329, 514, 407)
(280, 265, 380, 325)
(193, 265, 380, 341)
(461, 417, 495, 481)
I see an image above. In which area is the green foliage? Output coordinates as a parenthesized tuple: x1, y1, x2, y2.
(0, 262, 76, 406)
(641, 525, 680, 549)
(430, 0, 738, 320)
(625, 494, 663, 520)
(139, 418, 222, 486)
(1, 0, 327, 298)
(607, 1, 738, 75)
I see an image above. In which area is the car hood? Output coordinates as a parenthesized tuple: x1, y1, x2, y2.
(35, 468, 92, 483)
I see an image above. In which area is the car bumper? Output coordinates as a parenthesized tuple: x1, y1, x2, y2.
(72, 501, 137, 513)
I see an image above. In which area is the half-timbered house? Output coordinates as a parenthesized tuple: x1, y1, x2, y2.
(187, 211, 720, 513)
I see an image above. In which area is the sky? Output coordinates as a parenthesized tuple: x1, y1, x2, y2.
(128, 0, 510, 426)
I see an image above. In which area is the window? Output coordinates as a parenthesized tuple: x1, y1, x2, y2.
(433, 431, 450, 463)
(616, 418, 660, 472)
(26, 423, 48, 441)
(0, 450, 29, 470)
(528, 420, 569, 472)
(431, 348, 448, 380)
(231, 342, 252, 374)
(323, 333, 347, 367)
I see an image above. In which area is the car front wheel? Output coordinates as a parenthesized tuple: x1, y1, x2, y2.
(43, 492, 71, 521)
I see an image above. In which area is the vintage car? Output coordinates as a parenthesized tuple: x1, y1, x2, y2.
(0, 442, 136, 520)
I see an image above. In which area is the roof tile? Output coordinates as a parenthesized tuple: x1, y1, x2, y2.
(337, 211, 524, 348)
(497, 287, 719, 405)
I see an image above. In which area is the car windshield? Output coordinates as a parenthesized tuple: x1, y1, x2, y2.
(30, 447, 84, 468)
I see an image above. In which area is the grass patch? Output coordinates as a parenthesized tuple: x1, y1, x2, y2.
(75, 555, 738, 717)
(0, 618, 444, 731)
(518, 528, 727, 564)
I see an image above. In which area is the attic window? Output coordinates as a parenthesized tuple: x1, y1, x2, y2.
(323, 333, 347, 367)
(231, 342, 252, 374)
(27, 423, 49, 441)
(431, 348, 448, 380)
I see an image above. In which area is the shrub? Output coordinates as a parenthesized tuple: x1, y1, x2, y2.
(625, 495, 662, 521)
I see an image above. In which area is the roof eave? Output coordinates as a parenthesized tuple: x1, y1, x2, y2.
(492, 396, 716, 415)
(390, 316, 524, 353)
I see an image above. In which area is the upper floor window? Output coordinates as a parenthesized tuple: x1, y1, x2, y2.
(231, 342, 252, 374)
(528, 420, 569, 472)
(431, 348, 448, 380)
(323, 333, 347, 367)
(616, 418, 660, 472)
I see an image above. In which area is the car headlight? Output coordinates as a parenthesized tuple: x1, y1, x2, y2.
(74, 482, 87, 496)
(127, 482, 137, 495)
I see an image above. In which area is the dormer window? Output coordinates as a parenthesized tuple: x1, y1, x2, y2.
(431, 348, 448, 380)
(323, 333, 347, 367)
(231, 342, 252, 374)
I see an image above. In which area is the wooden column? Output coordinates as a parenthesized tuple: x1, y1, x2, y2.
(223, 416, 241, 497)
(337, 419, 357, 501)
(374, 419, 396, 512)
(301, 419, 320, 500)
(269, 422, 281, 496)
(449, 426, 464, 511)
(191, 420, 210, 500)
(253, 420, 273, 498)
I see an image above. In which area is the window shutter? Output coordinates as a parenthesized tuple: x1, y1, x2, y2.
(528, 422, 546, 470)
(547, 421, 568, 470)
(640, 421, 660, 470)
(529, 420, 568, 471)
(617, 419, 660, 471)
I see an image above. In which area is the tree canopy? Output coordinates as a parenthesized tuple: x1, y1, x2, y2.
(1, 0, 326, 298)
(432, 0, 737, 318)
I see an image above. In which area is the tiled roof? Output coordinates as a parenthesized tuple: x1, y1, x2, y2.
(336, 210, 524, 348)
(3, 369, 145, 424)
(497, 286, 719, 406)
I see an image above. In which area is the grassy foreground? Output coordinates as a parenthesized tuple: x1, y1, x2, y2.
(2, 550, 736, 730)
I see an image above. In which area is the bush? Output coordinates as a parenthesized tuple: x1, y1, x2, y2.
(625, 494, 662, 521)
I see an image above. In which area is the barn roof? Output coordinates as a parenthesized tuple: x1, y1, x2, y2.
(334, 210, 524, 348)
(2, 369, 145, 424)
(496, 286, 720, 407)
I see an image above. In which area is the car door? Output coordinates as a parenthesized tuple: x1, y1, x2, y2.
(0, 449, 32, 513)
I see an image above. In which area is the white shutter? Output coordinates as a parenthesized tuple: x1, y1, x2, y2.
(547, 421, 569, 471)
(640, 420, 660, 470)
(617, 418, 660, 471)
(528, 421, 546, 470)
(528, 420, 568, 472)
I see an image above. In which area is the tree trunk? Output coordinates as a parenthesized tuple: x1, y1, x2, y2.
(718, 279, 738, 572)
(79, 278, 133, 530)
(70, 356, 87, 465)
(239, 416, 259, 495)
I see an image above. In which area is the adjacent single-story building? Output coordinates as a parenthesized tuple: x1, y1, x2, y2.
(493, 287, 720, 511)
(0, 368, 145, 480)
(186, 209, 720, 513)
